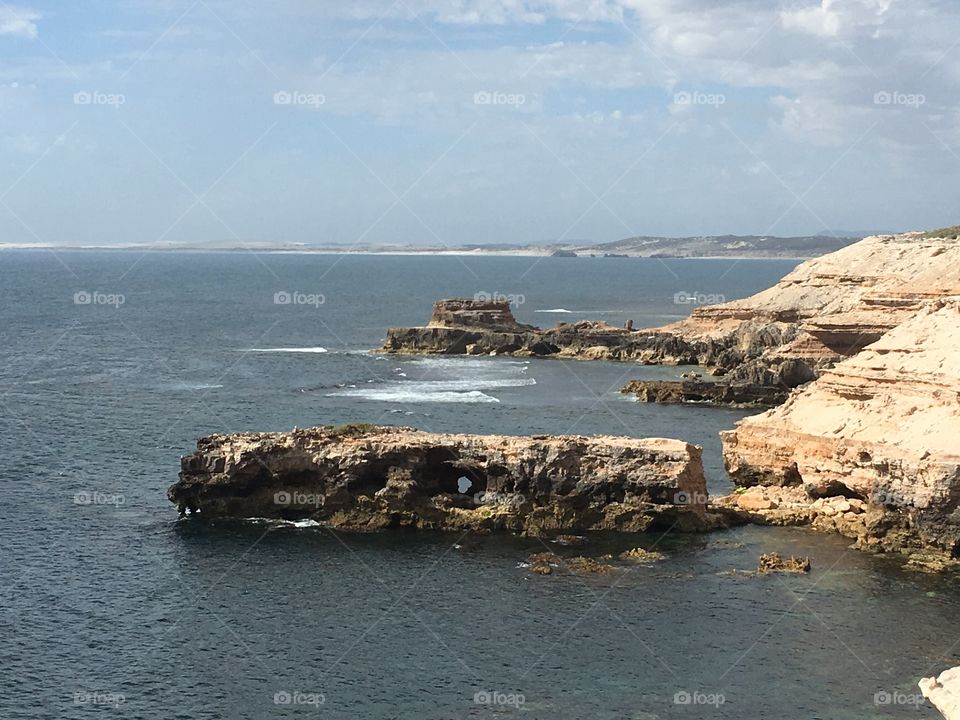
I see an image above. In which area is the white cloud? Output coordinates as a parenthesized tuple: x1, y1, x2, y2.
(781, 0, 893, 38)
(0, 6, 40, 39)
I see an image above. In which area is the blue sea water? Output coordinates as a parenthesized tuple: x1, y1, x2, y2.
(1, 250, 957, 719)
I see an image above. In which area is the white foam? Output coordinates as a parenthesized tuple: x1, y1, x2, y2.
(535, 308, 574, 313)
(174, 382, 224, 390)
(329, 388, 501, 403)
(412, 378, 534, 391)
(289, 519, 321, 528)
(242, 517, 322, 528)
(241, 347, 328, 353)
(409, 357, 529, 369)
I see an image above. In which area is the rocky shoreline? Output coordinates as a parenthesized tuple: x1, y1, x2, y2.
(377, 230, 960, 567)
(172, 229, 960, 572)
(620, 378, 791, 408)
(381, 231, 960, 406)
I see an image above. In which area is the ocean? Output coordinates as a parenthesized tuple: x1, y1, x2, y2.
(1, 250, 956, 719)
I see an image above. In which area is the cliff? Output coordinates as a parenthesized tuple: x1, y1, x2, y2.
(721, 301, 960, 564)
(169, 424, 709, 534)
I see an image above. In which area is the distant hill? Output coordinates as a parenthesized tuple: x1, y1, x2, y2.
(553, 234, 861, 258)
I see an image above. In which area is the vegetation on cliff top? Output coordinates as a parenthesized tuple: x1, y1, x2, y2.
(922, 225, 960, 239)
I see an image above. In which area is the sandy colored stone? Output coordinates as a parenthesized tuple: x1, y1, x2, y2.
(921, 666, 960, 720)
(736, 492, 778, 511)
(723, 301, 960, 562)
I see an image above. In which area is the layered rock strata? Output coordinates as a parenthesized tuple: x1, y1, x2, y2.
(721, 302, 960, 564)
(169, 424, 709, 534)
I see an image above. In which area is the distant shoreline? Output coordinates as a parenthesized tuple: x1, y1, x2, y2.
(0, 245, 822, 261)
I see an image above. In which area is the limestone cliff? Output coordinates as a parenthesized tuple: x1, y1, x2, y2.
(169, 425, 708, 534)
(721, 301, 960, 563)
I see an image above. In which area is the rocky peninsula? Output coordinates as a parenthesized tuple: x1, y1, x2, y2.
(381, 231, 960, 408)
(169, 424, 709, 534)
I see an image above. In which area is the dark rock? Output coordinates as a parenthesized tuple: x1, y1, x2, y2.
(168, 425, 710, 534)
(621, 379, 791, 408)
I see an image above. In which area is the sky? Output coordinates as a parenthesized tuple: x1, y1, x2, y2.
(0, 0, 959, 247)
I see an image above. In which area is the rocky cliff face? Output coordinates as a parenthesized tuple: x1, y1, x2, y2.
(721, 301, 960, 564)
(169, 425, 708, 534)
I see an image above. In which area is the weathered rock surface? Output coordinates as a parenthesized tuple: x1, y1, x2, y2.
(621, 379, 790, 408)
(921, 666, 960, 720)
(169, 424, 709, 534)
(757, 552, 811, 574)
(721, 302, 960, 564)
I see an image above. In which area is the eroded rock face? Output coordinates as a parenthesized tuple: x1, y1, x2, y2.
(721, 302, 960, 563)
(169, 425, 708, 534)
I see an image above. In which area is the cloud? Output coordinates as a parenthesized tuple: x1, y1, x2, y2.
(780, 0, 893, 39)
(0, 6, 40, 39)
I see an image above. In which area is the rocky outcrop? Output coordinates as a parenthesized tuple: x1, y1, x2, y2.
(721, 301, 960, 565)
(425, 298, 538, 333)
(380, 233, 960, 405)
(381, 298, 801, 370)
(169, 424, 709, 534)
(621, 379, 790, 408)
(921, 667, 960, 720)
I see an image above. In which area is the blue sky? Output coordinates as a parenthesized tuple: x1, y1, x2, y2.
(1, 0, 959, 246)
